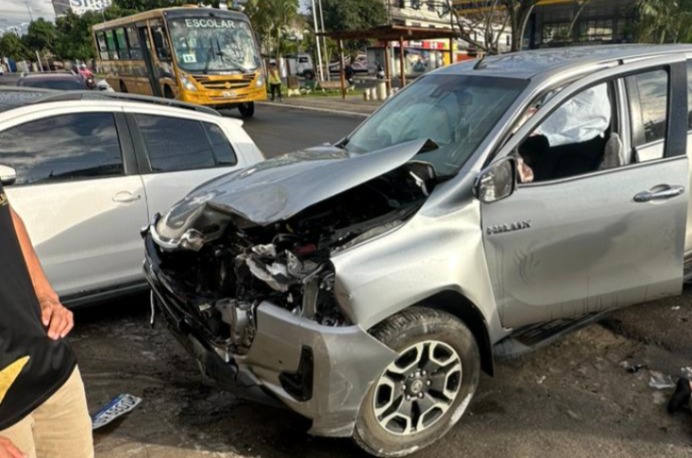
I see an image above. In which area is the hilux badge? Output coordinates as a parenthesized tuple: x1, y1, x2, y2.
(486, 220, 531, 235)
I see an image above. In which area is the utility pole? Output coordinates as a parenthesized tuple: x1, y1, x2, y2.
(317, 0, 329, 80)
(310, 0, 324, 81)
(24, 0, 34, 21)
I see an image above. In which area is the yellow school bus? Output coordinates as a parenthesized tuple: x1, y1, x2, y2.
(92, 6, 266, 117)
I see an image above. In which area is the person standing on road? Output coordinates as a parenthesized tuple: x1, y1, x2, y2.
(268, 63, 283, 102)
(0, 181, 93, 458)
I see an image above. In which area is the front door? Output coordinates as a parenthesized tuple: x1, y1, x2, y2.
(0, 111, 149, 297)
(481, 66, 688, 329)
(139, 26, 162, 97)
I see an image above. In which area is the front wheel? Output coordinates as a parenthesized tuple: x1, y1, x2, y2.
(353, 307, 480, 457)
(238, 102, 255, 118)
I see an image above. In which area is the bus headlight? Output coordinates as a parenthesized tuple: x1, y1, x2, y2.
(255, 73, 265, 88)
(180, 73, 198, 92)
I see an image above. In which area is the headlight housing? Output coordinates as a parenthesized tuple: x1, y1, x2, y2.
(179, 73, 198, 92)
(255, 73, 265, 88)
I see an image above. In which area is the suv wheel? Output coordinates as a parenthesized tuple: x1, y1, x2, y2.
(353, 307, 480, 457)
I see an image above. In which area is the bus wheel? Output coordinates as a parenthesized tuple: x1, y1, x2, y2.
(238, 102, 255, 118)
(164, 86, 174, 99)
(119, 81, 128, 93)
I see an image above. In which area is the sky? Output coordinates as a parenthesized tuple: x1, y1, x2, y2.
(0, 0, 57, 32)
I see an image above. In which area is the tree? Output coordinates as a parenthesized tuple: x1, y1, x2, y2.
(23, 18, 57, 54)
(245, 0, 300, 61)
(0, 33, 30, 61)
(499, 0, 540, 52)
(54, 11, 102, 61)
(635, 0, 692, 43)
(319, 0, 387, 53)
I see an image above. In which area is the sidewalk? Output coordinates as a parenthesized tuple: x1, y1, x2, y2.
(259, 94, 382, 117)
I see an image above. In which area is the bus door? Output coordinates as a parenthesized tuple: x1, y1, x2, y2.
(138, 25, 162, 97)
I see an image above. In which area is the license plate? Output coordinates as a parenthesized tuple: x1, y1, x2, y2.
(222, 91, 237, 98)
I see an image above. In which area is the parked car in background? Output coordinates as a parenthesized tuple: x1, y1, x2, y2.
(0, 88, 264, 306)
(144, 44, 692, 456)
(285, 53, 315, 79)
(17, 72, 89, 91)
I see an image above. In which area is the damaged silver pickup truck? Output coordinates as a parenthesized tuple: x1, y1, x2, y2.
(143, 45, 692, 456)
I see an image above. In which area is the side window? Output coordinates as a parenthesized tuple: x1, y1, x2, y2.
(126, 27, 142, 60)
(517, 82, 618, 183)
(105, 30, 118, 60)
(136, 115, 216, 172)
(0, 113, 123, 186)
(96, 32, 109, 60)
(203, 123, 237, 166)
(151, 25, 171, 60)
(115, 28, 129, 59)
(625, 69, 669, 162)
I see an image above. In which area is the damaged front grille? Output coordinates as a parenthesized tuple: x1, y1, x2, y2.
(151, 166, 432, 355)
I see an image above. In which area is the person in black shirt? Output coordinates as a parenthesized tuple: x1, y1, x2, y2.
(0, 182, 93, 457)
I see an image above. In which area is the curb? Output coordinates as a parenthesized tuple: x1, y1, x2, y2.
(258, 101, 372, 118)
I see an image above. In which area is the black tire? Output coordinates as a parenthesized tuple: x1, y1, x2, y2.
(238, 102, 255, 118)
(119, 81, 128, 93)
(353, 307, 480, 457)
(303, 70, 315, 80)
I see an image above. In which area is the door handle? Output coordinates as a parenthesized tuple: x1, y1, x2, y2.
(112, 191, 141, 203)
(633, 185, 685, 203)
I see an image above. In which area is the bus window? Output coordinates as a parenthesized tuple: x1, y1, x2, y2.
(126, 27, 142, 60)
(96, 32, 109, 60)
(151, 25, 171, 60)
(105, 30, 118, 60)
(115, 28, 129, 59)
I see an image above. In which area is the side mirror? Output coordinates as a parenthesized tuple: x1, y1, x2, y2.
(0, 164, 16, 186)
(475, 157, 516, 203)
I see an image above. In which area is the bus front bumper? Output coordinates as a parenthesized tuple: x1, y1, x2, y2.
(179, 86, 267, 106)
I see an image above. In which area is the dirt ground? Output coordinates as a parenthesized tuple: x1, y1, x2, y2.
(72, 287, 692, 458)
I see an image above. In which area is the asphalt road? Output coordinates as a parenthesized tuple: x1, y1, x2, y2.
(64, 105, 692, 458)
(221, 104, 363, 157)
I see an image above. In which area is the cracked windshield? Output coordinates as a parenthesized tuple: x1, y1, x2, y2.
(168, 18, 261, 73)
(344, 75, 527, 176)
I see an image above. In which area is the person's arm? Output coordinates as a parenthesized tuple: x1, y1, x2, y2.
(0, 436, 24, 458)
(9, 206, 73, 340)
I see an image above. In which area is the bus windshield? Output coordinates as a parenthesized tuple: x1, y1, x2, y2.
(168, 17, 261, 74)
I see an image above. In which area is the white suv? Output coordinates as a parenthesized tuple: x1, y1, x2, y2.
(0, 89, 264, 306)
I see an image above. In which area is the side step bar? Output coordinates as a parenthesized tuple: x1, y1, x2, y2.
(494, 311, 609, 359)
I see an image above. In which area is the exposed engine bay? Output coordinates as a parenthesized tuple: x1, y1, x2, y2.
(152, 164, 435, 356)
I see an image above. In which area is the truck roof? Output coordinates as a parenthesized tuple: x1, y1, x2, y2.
(436, 44, 692, 80)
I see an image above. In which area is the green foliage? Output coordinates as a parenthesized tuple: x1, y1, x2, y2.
(319, 0, 387, 53)
(23, 18, 57, 53)
(245, 0, 300, 58)
(635, 0, 692, 43)
(320, 0, 387, 32)
(0, 33, 30, 61)
(54, 11, 101, 61)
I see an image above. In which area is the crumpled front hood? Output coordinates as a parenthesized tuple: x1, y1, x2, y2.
(156, 139, 430, 242)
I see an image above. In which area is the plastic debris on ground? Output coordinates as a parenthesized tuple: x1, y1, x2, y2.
(91, 394, 142, 430)
(625, 364, 645, 374)
(671, 306, 681, 311)
(649, 371, 676, 390)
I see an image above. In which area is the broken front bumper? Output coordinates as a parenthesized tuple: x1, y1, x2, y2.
(143, 234, 397, 437)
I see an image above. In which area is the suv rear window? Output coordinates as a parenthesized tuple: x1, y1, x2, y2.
(135, 115, 236, 172)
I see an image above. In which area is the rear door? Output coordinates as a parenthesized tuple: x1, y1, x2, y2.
(124, 110, 241, 219)
(0, 108, 148, 298)
(481, 59, 689, 329)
